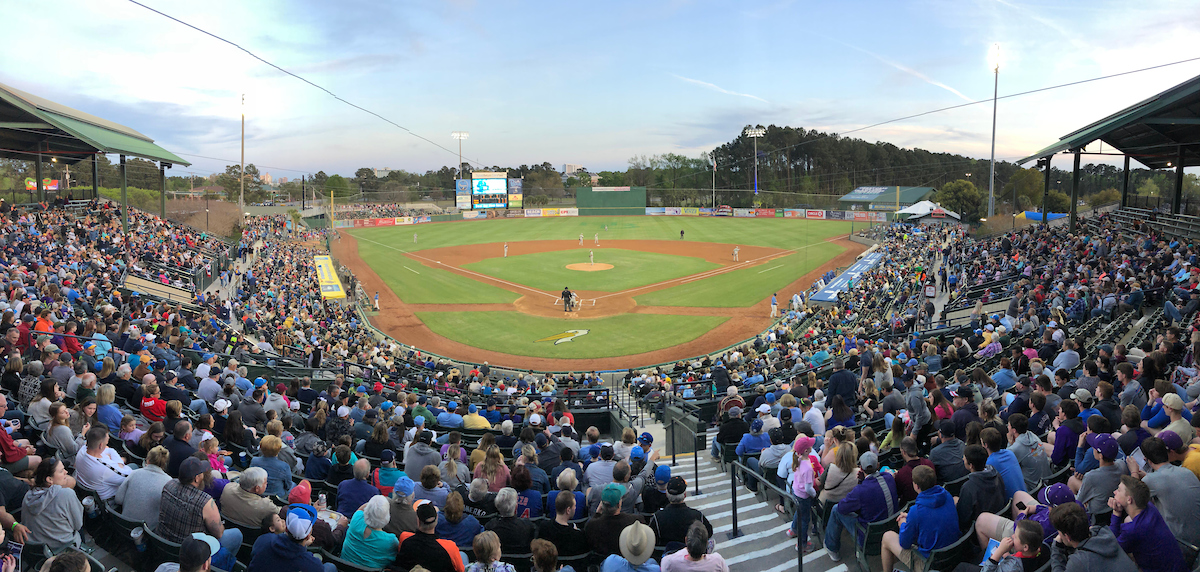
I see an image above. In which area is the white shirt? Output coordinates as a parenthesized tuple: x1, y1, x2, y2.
(803, 407, 825, 436)
(74, 446, 132, 500)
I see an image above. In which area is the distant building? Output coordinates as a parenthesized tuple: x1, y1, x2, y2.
(373, 168, 396, 178)
(278, 177, 288, 185)
(837, 186, 936, 211)
(261, 172, 273, 185)
(563, 164, 584, 176)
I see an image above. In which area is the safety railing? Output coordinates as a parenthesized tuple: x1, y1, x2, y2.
(728, 460, 805, 571)
(664, 417, 703, 497)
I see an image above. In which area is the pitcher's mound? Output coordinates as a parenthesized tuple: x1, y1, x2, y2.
(566, 263, 613, 271)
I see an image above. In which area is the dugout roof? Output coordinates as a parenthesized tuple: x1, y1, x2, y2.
(1018, 72, 1200, 170)
(0, 80, 190, 166)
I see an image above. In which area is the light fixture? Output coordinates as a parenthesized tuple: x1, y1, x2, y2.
(744, 127, 766, 195)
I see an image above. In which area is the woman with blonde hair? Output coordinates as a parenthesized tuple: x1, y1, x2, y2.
(818, 441, 859, 504)
(470, 433, 495, 470)
(614, 426, 637, 461)
(468, 530, 516, 572)
(114, 445, 171, 529)
(473, 445, 510, 492)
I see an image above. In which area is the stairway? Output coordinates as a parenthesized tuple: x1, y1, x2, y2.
(661, 425, 855, 572)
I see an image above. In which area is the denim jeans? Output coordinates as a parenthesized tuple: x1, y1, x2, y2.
(791, 495, 812, 541)
(824, 506, 860, 556)
(189, 399, 209, 415)
(1166, 301, 1183, 323)
(219, 528, 243, 553)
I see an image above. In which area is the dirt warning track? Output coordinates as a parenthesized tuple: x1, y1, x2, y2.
(331, 232, 864, 371)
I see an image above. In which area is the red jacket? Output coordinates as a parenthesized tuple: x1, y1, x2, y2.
(0, 430, 27, 464)
(141, 396, 166, 422)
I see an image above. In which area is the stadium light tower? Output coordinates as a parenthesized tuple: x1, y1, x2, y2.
(987, 44, 1001, 219)
(745, 127, 766, 195)
(451, 132, 469, 181)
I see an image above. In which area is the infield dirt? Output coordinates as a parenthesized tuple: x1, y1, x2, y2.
(331, 233, 864, 370)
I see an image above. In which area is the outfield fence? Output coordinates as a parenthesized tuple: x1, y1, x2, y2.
(325, 206, 891, 229)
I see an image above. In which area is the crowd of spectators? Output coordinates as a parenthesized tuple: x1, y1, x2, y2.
(333, 204, 438, 221)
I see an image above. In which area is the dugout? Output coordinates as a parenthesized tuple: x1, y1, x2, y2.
(575, 186, 647, 216)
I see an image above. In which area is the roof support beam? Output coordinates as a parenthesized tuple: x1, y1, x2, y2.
(1176, 145, 1186, 215)
(1041, 156, 1052, 220)
(1143, 117, 1200, 125)
(0, 122, 52, 129)
(1070, 150, 1081, 232)
(1122, 155, 1131, 208)
(120, 155, 127, 235)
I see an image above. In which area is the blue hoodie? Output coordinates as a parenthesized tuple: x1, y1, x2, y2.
(898, 485, 959, 558)
(248, 533, 326, 572)
(987, 449, 1027, 498)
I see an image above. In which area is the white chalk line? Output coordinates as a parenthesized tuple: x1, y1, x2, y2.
(404, 266, 420, 275)
(757, 264, 783, 274)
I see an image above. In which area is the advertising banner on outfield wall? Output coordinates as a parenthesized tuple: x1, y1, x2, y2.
(784, 209, 803, 218)
(734, 208, 756, 218)
(827, 210, 846, 220)
(543, 208, 559, 217)
(854, 212, 870, 221)
(508, 193, 522, 208)
(699, 207, 713, 216)
(681, 207, 700, 216)
(664, 207, 682, 215)
(645, 207, 666, 215)
(462, 211, 486, 220)
(455, 179, 471, 193)
(415, 215, 432, 224)
(395, 217, 414, 225)
(806, 210, 826, 219)
(505, 210, 524, 218)
(376, 218, 395, 226)
(525, 209, 542, 217)
(559, 208, 578, 216)
(334, 220, 352, 228)
(455, 195, 470, 209)
(755, 208, 776, 218)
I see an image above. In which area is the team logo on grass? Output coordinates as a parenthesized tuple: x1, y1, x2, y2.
(536, 330, 590, 345)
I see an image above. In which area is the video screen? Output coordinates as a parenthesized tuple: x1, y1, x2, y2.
(473, 179, 507, 194)
(472, 193, 507, 208)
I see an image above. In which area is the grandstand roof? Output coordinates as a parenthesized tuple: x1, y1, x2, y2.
(838, 186, 935, 209)
(1018, 72, 1200, 169)
(0, 80, 190, 166)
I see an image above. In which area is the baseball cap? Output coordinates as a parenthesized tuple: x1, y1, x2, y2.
(601, 483, 625, 506)
(468, 404, 477, 414)
(416, 501, 438, 525)
(765, 393, 776, 404)
(180, 534, 219, 570)
(667, 475, 687, 495)
(253, 377, 266, 388)
(750, 419, 764, 433)
(859, 451, 879, 470)
(1037, 483, 1078, 507)
(907, 358, 918, 367)
(45, 344, 60, 353)
(654, 465, 671, 485)
(728, 406, 742, 418)
(589, 444, 601, 459)
(179, 457, 209, 482)
(380, 449, 396, 463)
(1047, 321, 1058, 328)
(529, 413, 543, 425)
(337, 406, 350, 417)
(1163, 393, 1185, 411)
(756, 404, 771, 414)
(1087, 433, 1118, 460)
(357, 385, 368, 394)
(1071, 388, 1094, 404)
(1159, 430, 1186, 452)
(938, 419, 956, 435)
(392, 475, 415, 496)
(534, 433, 549, 447)
(213, 399, 231, 413)
(381, 401, 393, 411)
(447, 401, 458, 410)
(286, 506, 316, 539)
(638, 432, 653, 445)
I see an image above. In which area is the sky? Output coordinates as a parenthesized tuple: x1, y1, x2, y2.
(3, 0, 1200, 181)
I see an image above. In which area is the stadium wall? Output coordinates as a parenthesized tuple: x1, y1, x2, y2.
(329, 207, 886, 227)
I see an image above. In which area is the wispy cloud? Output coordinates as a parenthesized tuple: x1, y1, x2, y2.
(836, 41, 975, 103)
(671, 74, 770, 104)
(991, 0, 1089, 52)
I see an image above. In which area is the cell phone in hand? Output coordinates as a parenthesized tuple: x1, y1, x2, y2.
(1015, 501, 1026, 511)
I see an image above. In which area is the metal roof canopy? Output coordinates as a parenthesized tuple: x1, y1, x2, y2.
(0, 81, 190, 167)
(1018, 73, 1200, 170)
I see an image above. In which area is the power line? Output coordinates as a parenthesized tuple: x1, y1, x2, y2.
(125, 0, 483, 169)
(653, 54, 1200, 189)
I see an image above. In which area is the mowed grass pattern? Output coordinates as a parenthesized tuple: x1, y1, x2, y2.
(353, 234, 518, 304)
(462, 249, 720, 293)
(351, 216, 852, 252)
(633, 242, 844, 307)
(414, 311, 728, 358)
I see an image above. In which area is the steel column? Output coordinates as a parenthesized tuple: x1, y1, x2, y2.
(160, 164, 167, 218)
(92, 155, 99, 200)
(1069, 150, 1081, 232)
(120, 155, 128, 234)
(1175, 145, 1186, 215)
(1042, 157, 1051, 223)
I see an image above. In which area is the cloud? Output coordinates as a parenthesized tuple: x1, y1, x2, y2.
(671, 74, 770, 104)
(835, 41, 975, 103)
(990, 0, 1090, 52)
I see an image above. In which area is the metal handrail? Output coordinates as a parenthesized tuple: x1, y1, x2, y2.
(728, 460, 803, 571)
(663, 417, 702, 497)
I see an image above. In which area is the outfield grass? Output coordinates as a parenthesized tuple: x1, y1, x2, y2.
(349, 216, 852, 252)
(462, 248, 720, 293)
(414, 311, 728, 358)
(353, 235, 518, 304)
(633, 242, 845, 307)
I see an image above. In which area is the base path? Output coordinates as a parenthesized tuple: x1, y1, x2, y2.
(331, 232, 865, 371)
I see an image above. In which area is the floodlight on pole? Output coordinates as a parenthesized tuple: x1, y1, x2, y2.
(745, 127, 766, 195)
(451, 132, 469, 183)
(987, 43, 1001, 219)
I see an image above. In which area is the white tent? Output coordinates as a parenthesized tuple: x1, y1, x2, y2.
(896, 200, 961, 220)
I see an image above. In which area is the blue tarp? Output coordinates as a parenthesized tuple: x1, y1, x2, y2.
(811, 253, 884, 302)
(1023, 211, 1067, 221)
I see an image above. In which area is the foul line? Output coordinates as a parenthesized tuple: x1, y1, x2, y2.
(404, 266, 420, 275)
(595, 234, 848, 300)
(351, 233, 558, 300)
(757, 264, 783, 274)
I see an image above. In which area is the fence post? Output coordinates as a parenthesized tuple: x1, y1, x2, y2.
(693, 438, 701, 495)
(670, 421, 677, 467)
(727, 467, 742, 540)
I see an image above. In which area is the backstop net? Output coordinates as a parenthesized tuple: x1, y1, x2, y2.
(575, 186, 647, 216)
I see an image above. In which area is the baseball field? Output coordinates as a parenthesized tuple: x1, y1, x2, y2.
(331, 215, 864, 370)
